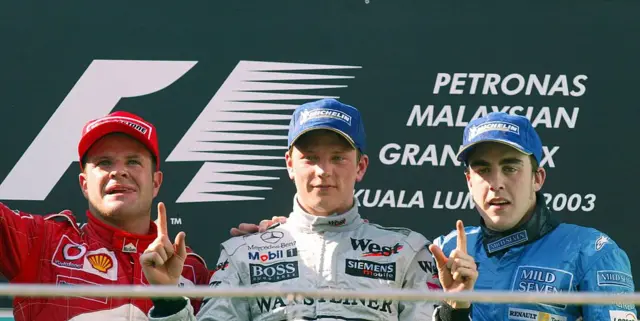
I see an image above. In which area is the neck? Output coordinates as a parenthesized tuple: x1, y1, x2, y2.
(516, 199, 537, 229)
(89, 208, 152, 235)
(297, 197, 355, 217)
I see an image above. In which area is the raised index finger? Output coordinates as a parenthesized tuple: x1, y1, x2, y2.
(456, 220, 467, 254)
(157, 202, 169, 236)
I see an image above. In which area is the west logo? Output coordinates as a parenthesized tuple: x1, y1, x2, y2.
(350, 238, 403, 257)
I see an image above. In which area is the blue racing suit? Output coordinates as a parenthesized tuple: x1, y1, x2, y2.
(434, 193, 637, 321)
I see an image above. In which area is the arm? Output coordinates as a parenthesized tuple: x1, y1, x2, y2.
(400, 247, 471, 321)
(579, 245, 637, 320)
(0, 203, 43, 280)
(182, 251, 210, 315)
(149, 250, 251, 321)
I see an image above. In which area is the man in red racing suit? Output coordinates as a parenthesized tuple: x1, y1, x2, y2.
(0, 111, 210, 321)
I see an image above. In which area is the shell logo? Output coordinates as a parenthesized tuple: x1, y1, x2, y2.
(87, 254, 114, 273)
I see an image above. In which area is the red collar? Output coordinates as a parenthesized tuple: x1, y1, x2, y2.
(83, 211, 157, 254)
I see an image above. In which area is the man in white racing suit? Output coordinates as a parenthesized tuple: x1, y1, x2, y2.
(140, 99, 478, 320)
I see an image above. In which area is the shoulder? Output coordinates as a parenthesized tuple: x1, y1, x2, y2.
(360, 223, 430, 252)
(553, 223, 630, 270)
(43, 210, 82, 234)
(219, 235, 249, 256)
(554, 223, 622, 253)
(0, 203, 79, 229)
(220, 225, 295, 256)
(185, 248, 208, 269)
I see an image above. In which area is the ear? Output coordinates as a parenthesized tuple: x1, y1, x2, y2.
(533, 167, 546, 192)
(355, 154, 369, 182)
(78, 171, 89, 200)
(285, 151, 294, 180)
(152, 171, 163, 197)
(465, 168, 473, 191)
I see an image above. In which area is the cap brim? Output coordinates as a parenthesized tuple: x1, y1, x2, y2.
(456, 138, 532, 163)
(289, 126, 357, 150)
(78, 123, 157, 167)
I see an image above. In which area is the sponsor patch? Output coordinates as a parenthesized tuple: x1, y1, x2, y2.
(87, 253, 114, 273)
(248, 250, 285, 262)
(256, 296, 393, 314)
(260, 231, 284, 244)
(419, 260, 441, 290)
(609, 310, 637, 321)
(512, 266, 573, 309)
(248, 241, 296, 251)
(468, 121, 520, 139)
(87, 116, 152, 137)
(328, 218, 346, 226)
(345, 259, 396, 281)
(350, 238, 403, 257)
(597, 271, 634, 290)
(299, 108, 352, 126)
(487, 230, 528, 253)
(122, 239, 138, 253)
(211, 260, 229, 275)
(419, 260, 437, 275)
(508, 308, 567, 321)
(286, 248, 297, 258)
(56, 275, 108, 304)
(52, 236, 86, 269)
(51, 237, 118, 280)
(596, 235, 610, 251)
(250, 261, 299, 284)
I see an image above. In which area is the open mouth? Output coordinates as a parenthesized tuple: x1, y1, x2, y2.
(105, 185, 135, 195)
(488, 198, 511, 206)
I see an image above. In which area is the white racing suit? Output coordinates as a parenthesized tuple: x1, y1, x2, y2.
(149, 197, 470, 321)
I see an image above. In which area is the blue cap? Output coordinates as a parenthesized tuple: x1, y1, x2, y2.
(287, 98, 366, 153)
(456, 112, 543, 165)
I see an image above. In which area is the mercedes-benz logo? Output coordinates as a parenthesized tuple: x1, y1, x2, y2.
(260, 231, 284, 244)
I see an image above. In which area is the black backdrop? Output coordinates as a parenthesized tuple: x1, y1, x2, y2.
(1, 0, 638, 312)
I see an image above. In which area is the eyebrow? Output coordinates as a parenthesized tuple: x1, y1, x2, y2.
(469, 157, 524, 167)
(88, 154, 143, 161)
(297, 145, 352, 153)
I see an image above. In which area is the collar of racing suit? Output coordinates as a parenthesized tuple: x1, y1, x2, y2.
(83, 210, 158, 254)
(480, 191, 560, 256)
(286, 194, 365, 233)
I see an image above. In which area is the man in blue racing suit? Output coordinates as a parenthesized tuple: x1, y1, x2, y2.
(430, 111, 636, 320)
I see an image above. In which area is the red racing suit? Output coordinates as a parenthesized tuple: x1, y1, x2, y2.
(0, 203, 210, 321)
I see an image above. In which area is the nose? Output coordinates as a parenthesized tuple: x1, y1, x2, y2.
(488, 172, 505, 191)
(109, 161, 130, 179)
(314, 160, 332, 178)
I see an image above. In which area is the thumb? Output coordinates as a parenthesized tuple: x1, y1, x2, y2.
(428, 244, 449, 269)
(174, 232, 187, 259)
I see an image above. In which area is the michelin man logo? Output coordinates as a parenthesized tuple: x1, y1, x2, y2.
(0, 60, 361, 202)
(468, 121, 520, 139)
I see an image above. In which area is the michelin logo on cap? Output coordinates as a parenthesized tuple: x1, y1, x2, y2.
(469, 121, 520, 139)
(299, 108, 352, 126)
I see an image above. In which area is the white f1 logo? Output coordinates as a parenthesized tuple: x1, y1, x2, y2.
(0, 59, 359, 202)
(0, 60, 197, 200)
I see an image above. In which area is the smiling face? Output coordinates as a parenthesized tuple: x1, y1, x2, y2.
(285, 130, 368, 216)
(465, 142, 546, 231)
(79, 133, 162, 224)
